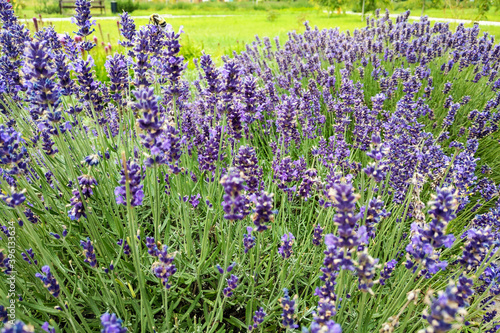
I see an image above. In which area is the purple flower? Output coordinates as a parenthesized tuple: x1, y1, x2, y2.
(198, 126, 225, 173)
(188, 194, 201, 208)
(22, 40, 61, 124)
(117, 239, 131, 256)
(379, 259, 397, 286)
(234, 145, 263, 193)
(297, 168, 321, 200)
(459, 227, 495, 271)
(423, 282, 467, 333)
(312, 224, 324, 246)
(0, 321, 35, 332)
(227, 262, 236, 272)
(1, 189, 25, 207)
(115, 159, 145, 207)
(0, 249, 11, 274)
(0, 305, 6, 323)
(80, 237, 97, 267)
(199, 53, 220, 95)
(456, 275, 474, 307)
(223, 274, 238, 297)
(405, 187, 457, 278)
(158, 27, 186, 96)
(243, 226, 255, 253)
(156, 125, 183, 172)
(72, 56, 109, 117)
(105, 53, 129, 105)
(366, 133, 389, 161)
(363, 162, 387, 182)
(355, 251, 379, 294)
(118, 11, 136, 47)
(72, 0, 95, 37)
(130, 28, 153, 88)
(67, 190, 86, 220)
(146, 236, 158, 256)
(220, 168, 249, 220)
(78, 174, 97, 198)
(21, 248, 37, 265)
(0, 124, 28, 175)
(54, 53, 75, 96)
(443, 103, 460, 127)
(328, 183, 363, 249)
(278, 232, 294, 260)
(135, 87, 162, 136)
(83, 154, 100, 166)
(442, 82, 452, 94)
(151, 245, 177, 288)
(364, 198, 389, 239)
(41, 322, 55, 333)
(308, 320, 342, 333)
(100, 313, 127, 333)
(248, 307, 266, 332)
(24, 208, 40, 224)
(250, 192, 274, 232)
(35, 266, 60, 297)
(276, 95, 300, 147)
(280, 288, 298, 329)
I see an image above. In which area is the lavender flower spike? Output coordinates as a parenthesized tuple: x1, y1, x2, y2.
(151, 245, 177, 288)
(243, 226, 256, 253)
(422, 281, 467, 333)
(280, 288, 298, 329)
(379, 260, 397, 286)
(115, 159, 145, 207)
(0, 321, 35, 332)
(220, 168, 249, 220)
(80, 237, 97, 267)
(100, 313, 127, 333)
(35, 266, 60, 298)
(312, 224, 324, 246)
(355, 251, 379, 294)
(250, 191, 274, 232)
(248, 307, 266, 332)
(72, 0, 95, 37)
(118, 11, 136, 47)
(223, 274, 238, 297)
(278, 232, 295, 259)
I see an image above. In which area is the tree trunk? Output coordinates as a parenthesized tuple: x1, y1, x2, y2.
(362, 0, 365, 20)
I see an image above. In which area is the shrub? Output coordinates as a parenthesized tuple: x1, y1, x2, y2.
(116, 0, 139, 13)
(267, 9, 279, 21)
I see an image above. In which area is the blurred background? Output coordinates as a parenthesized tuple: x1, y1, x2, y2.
(11, 0, 500, 80)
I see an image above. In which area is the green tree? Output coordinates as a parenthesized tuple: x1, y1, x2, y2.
(360, 0, 376, 19)
(316, 0, 344, 15)
(476, 0, 491, 19)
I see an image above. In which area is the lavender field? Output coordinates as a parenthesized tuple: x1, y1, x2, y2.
(0, 0, 499, 332)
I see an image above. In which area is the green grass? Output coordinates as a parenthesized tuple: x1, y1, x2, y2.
(24, 11, 363, 65)
(15, 0, 316, 18)
(21, 8, 500, 79)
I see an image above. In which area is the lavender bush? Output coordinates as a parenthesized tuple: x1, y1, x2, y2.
(0, 3, 499, 332)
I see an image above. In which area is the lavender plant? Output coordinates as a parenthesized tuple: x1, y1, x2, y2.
(0, 5, 499, 333)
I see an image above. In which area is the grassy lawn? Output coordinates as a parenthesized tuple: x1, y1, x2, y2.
(15, 0, 316, 18)
(25, 10, 500, 55)
(401, 6, 500, 21)
(15, 1, 500, 80)
(22, 10, 370, 76)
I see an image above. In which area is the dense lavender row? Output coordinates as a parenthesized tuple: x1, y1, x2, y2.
(0, 0, 499, 331)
